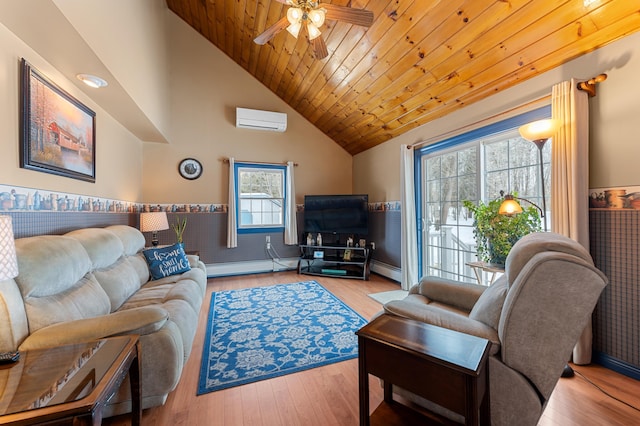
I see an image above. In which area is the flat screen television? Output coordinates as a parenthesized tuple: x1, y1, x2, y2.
(303, 194, 369, 236)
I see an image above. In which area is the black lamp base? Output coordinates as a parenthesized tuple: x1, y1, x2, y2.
(152, 231, 159, 247)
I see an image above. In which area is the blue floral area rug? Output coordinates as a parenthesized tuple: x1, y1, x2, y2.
(197, 280, 368, 395)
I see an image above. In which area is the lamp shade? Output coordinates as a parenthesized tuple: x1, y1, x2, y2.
(498, 197, 523, 216)
(286, 21, 302, 38)
(0, 216, 19, 281)
(518, 119, 560, 142)
(308, 8, 325, 27)
(140, 212, 169, 233)
(287, 6, 303, 25)
(306, 22, 322, 40)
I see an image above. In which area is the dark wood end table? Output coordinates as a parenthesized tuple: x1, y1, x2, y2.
(0, 335, 141, 425)
(356, 315, 491, 425)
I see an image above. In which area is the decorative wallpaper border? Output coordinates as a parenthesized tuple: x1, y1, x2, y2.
(589, 186, 640, 209)
(0, 184, 402, 214)
(0, 184, 141, 213)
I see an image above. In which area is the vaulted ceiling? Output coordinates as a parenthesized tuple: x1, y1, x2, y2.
(166, 0, 640, 155)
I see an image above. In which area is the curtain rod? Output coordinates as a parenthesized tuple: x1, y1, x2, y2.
(408, 94, 552, 150)
(576, 73, 607, 97)
(222, 158, 298, 167)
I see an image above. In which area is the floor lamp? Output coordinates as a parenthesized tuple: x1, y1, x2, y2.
(517, 119, 559, 232)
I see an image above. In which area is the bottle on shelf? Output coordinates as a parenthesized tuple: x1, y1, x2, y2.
(317, 233, 322, 246)
(307, 233, 312, 246)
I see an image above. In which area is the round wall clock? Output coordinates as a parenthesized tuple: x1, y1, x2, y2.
(178, 158, 203, 180)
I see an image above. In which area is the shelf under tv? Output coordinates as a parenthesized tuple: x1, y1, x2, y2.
(297, 244, 372, 280)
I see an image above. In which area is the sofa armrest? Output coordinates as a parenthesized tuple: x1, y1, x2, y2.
(18, 306, 169, 351)
(186, 254, 206, 270)
(410, 276, 486, 312)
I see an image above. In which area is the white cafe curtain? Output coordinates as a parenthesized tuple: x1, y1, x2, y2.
(400, 145, 419, 291)
(284, 161, 298, 245)
(227, 157, 237, 248)
(551, 79, 591, 364)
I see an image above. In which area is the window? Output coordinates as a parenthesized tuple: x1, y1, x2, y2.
(235, 163, 286, 233)
(415, 106, 551, 283)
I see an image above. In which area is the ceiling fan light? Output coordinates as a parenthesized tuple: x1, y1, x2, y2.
(307, 22, 322, 40)
(287, 21, 302, 38)
(308, 9, 325, 27)
(287, 7, 303, 25)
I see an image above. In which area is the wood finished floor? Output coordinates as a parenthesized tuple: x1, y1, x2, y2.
(104, 271, 640, 425)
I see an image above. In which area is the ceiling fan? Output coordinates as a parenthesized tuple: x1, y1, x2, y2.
(253, 0, 374, 60)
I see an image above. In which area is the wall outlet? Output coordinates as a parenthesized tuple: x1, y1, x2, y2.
(266, 235, 271, 249)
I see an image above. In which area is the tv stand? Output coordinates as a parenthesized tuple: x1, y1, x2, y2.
(297, 244, 372, 280)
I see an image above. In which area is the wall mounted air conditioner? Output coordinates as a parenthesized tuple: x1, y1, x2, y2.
(236, 107, 287, 132)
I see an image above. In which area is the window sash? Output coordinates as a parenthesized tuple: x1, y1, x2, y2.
(235, 163, 286, 232)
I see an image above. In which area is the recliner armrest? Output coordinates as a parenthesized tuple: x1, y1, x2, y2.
(382, 305, 500, 354)
(411, 276, 486, 312)
(18, 305, 169, 351)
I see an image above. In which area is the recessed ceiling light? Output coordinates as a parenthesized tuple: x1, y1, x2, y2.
(76, 73, 108, 88)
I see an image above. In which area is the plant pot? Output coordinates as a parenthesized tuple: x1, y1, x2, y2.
(487, 242, 506, 267)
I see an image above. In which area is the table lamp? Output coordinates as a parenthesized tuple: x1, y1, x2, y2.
(140, 212, 169, 247)
(0, 216, 19, 282)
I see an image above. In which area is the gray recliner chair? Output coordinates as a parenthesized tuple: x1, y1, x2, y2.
(383, 232, 608, 426)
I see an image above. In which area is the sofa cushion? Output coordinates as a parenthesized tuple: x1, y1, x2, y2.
(23, 274, 111, 332)
(105, 225, 146, 256)
(66, 228, 124, 269)
(93, 257, 143, 311)
(129, 253, 151, 285)
(469, 276, 508, 330)
(143, 244, 191, 280)
(15, 235, 92, 298)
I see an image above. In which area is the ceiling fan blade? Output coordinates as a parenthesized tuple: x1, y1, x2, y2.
(323, 3, 374, 27)
(253, 16, 290, 45)
(311, 36, 328, 60)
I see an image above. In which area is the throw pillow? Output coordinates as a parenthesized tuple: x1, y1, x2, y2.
(143, 243, 191, 280)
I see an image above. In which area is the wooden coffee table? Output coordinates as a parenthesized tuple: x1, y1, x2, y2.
(357, 315, 491, 425)
(0, 335, 141, 425)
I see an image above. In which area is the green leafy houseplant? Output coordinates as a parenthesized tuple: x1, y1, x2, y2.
(172, 216, 187, 244)
(462, 196, 541, 266)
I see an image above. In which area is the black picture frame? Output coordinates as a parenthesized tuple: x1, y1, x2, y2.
(20, 58, 96, 183)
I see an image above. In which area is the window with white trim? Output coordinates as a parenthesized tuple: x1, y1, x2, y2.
(235, 163, 286, 232)
(416, 107, 551, 283)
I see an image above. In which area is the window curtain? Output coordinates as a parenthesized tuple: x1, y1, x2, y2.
(227, 157, 237, 248)
(551, 79, 591, 364)
(401, 145, 419, 291)
(284, 161, 298, 245)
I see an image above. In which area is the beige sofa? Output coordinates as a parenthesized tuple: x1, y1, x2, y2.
(0, 225, 207, 417)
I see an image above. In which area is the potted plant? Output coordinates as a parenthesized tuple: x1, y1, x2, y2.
(171, 216, 187, 246)
(462, 195, 541, 266)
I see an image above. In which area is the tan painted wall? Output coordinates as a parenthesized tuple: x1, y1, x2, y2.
(354, 30, 640, 201)
(53, 0, 171, 140)
(140, 13, 352, 205)
(0, 21, 143, 202)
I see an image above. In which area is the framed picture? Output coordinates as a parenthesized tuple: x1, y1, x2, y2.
(20, 59, 96, 182)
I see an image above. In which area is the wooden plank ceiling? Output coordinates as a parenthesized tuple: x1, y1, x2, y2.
(166, 0, 640, 155)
